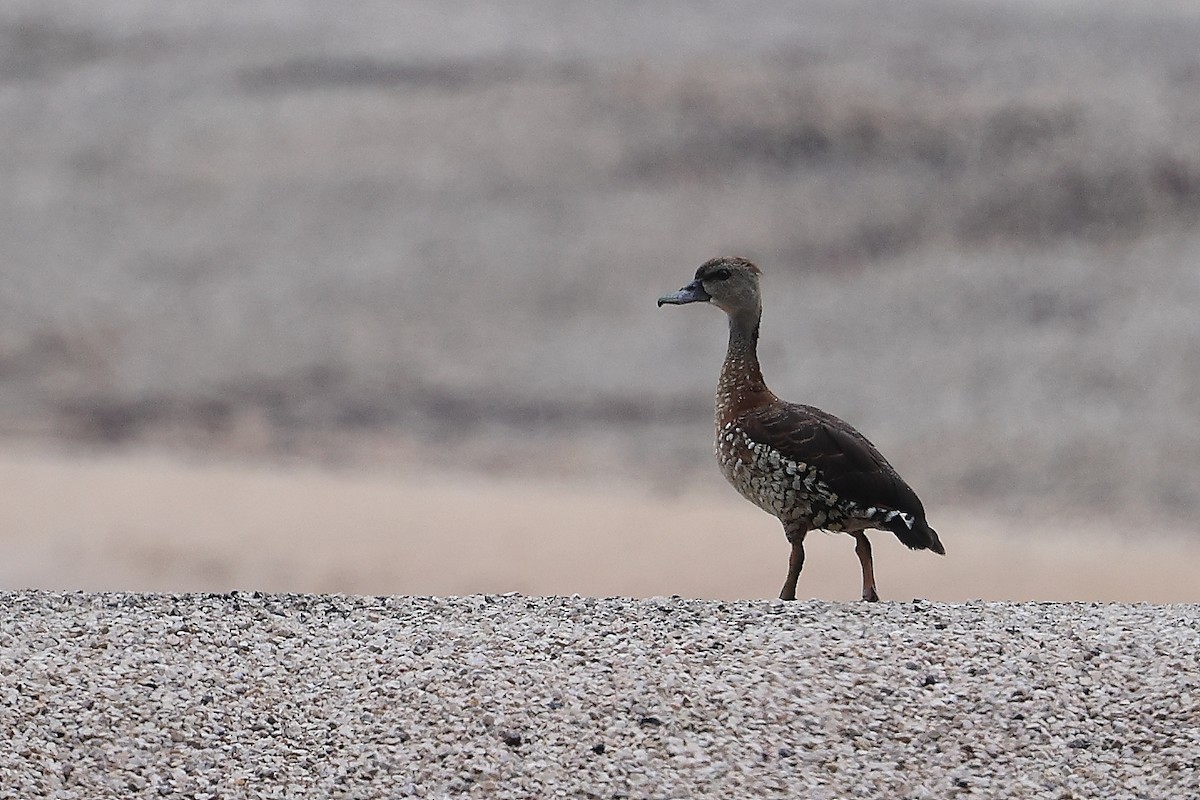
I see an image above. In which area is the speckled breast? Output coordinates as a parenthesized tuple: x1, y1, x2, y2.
(715, 420, 863, 532)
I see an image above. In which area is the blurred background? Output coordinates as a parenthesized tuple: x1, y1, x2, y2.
(2, 0, 1198, 601)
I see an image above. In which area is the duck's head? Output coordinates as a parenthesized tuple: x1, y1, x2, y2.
(658, 256, 763, 316)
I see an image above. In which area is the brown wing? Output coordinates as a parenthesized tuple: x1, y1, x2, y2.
(739, 401, 928, 524)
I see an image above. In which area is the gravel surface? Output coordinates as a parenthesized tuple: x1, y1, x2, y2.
(1, 591, 1197, 798)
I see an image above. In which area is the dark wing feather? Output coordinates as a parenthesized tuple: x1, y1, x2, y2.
(740, 402, 943, 552)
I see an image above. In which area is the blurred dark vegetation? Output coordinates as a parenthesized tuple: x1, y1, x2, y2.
(1, 1, 1199, 524)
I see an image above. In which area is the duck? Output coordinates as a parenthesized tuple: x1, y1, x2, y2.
(658, 256, 944, 601)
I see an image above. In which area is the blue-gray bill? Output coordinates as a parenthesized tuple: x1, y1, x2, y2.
(657, 279, 710, 306)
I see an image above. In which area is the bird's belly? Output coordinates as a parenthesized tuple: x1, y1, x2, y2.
(720, 455, 809, 521)
(715, 425, 867, 531)
(715, 428, 811, 522)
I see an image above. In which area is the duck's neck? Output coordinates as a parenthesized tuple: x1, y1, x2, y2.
(717, 307, 773, 422)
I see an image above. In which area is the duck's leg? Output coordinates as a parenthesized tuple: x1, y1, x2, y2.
(853, 532, 879, 602)
(779, 526, 808, 601)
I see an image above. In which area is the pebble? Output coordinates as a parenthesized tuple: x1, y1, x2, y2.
(1, 591, 1197, 798)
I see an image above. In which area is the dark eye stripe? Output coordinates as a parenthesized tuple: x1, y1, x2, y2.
(708, 268, 732, 281)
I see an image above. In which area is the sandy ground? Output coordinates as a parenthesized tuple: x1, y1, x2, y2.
(2, 447, 1195, 604)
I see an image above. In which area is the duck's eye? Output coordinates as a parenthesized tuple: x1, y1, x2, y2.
(707, 268, 732, 282)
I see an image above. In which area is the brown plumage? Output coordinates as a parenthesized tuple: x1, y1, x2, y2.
(659, 256, 944, 601)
